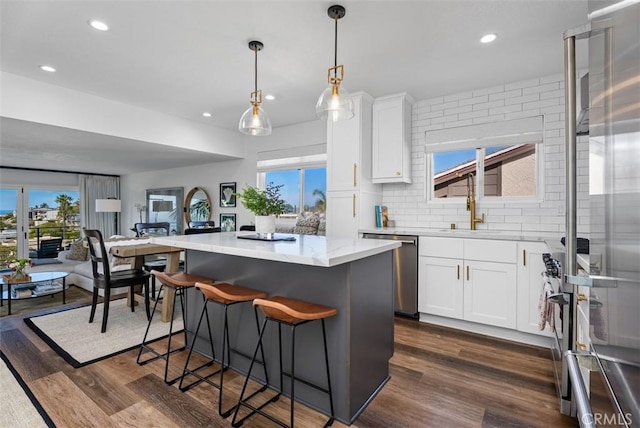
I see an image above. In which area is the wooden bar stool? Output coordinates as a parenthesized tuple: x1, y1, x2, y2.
(179, 281, 270, 417)
(231, 296, 337, 428)
(136, 270, 214, 385)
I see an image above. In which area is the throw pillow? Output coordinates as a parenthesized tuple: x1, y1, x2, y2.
(317, 217, 326, 236)
(67, 239, 88, 261)
(294, 213, 320, 235)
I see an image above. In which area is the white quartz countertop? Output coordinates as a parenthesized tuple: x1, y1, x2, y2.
(360, 227, 558, 242)
(151, 233, 401, 267)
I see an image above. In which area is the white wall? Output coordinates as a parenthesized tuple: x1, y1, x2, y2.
(120, 119, 326, 235)
(0, 72, 244, 157)
(380, 73, 589, 238)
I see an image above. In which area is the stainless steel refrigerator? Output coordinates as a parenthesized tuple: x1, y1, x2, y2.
(564, 1, 640, 426)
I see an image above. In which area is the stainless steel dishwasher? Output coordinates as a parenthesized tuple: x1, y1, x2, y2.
(362, 233, 418, 318)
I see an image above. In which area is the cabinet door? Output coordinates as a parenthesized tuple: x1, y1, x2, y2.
(372, 94, 412, 184)
(327, 119, 359, 191)
(516, 241, 553, 336)
(418, 256, 463, 319)
(325, 191, 358, 238)
(463, 260, 517, 328)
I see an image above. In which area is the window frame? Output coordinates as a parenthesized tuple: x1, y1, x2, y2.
(257, 154, 327, 217)
(424, 116, 545, 205)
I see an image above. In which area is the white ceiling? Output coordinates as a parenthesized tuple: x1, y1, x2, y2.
(0, 0, 589, 176)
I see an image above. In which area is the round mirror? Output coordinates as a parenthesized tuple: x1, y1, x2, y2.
(184, 187, 212, 225)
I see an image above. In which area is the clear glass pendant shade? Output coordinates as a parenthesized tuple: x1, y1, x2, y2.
(316, 83, 354, 122)
(238, 105, 272, 136)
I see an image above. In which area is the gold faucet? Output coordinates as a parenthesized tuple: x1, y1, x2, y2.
(466, 172, 484, 230)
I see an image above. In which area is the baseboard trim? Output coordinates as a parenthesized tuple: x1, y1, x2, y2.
(419, 313, 553, 348)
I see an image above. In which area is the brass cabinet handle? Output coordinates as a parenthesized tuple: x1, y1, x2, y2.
(353, 163, 357, 187)
(577, 292, 588, 302)
(352, 194, 356, 217)
(523, 249, 527, 266)
(576, 342, 587, 351)
(466, 265, 470, 281)
(457, 265, 460, 280)
(396, 171, 401, 176)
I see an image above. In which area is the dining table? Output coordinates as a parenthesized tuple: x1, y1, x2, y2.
(108, 239, 183, 322)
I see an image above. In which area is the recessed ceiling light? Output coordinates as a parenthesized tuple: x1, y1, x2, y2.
(88, 19, 109, 31)
(202, 112, 212, 117)
(265, 94, 275, 101)
(39, 65, 56, 72)
(480, 33, 497, 44)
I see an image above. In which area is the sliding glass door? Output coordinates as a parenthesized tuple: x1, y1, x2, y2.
(0, 187, 80, 268)
(0, 188, 23, 268)
(26, 189, 81, 259)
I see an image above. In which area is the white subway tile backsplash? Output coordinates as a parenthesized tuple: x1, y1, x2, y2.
(431, 101, 459, 111)
(473, 100, 505, 111)
(444, 91, 474, 102)
(523, 98, 559, 110)
(459, 110, 489, 120)
(473, 85, 505, 97)
(382, 72, 587, 237)
(490, 104, 523, 115)
(458, 95, 489, 106)
(523, 82, 560, 95)
(418, 110, 444, 120)
(489, 89, 522, 101)
(505, 93, 540, 105)
(505, 78, 541, 90)
(444, 105, 473, 115)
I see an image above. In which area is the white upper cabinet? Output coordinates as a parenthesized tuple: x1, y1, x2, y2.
(327, 93, 376, 192)
(326, 92, 382, 238)
(372, 93, 414, 184)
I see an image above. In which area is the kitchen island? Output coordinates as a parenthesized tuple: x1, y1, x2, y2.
(151, 232, 401, 424)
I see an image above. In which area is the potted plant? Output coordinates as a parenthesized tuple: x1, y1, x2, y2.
(235, 183, 286, 235)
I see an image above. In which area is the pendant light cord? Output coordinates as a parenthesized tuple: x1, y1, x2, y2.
(334, 15, 338, 77)
(254, 47, 258, 94)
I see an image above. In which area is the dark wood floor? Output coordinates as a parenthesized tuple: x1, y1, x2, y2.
(0, 286, 578, 427)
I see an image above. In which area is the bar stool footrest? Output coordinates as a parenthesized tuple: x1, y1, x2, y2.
(232, 391, 283, 428)
(137, 344, 186, 366)
(179, 362, 226, 392)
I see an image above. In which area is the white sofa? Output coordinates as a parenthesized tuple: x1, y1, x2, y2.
(29, 239, 147, 296)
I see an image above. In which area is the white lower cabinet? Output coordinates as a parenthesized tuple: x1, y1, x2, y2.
(418, 256, 463, 318)
(419, 236, 519, 330)
(464, 260, 517, 329)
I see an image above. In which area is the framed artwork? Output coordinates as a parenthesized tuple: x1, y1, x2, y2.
(220, 182, 236, 207)
(220, 213, 237, 232)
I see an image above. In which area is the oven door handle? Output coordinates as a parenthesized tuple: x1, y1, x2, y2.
(565, 351, 596, 428)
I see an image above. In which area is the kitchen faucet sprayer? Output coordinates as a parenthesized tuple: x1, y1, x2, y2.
(465, 172, 484, 230)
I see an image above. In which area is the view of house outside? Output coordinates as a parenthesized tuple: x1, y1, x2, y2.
(0, 189, 81, 269)
(432, 144, 536, 199)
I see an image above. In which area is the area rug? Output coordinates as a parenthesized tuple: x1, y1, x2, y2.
(0, 351, 54, 428)
(24, 299, 183, 368)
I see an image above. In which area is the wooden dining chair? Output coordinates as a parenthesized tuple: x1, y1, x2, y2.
(83, 229, 151, 333)
(134, 222, 171, 297)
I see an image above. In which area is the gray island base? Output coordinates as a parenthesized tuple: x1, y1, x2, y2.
(178, 242, 395, 424)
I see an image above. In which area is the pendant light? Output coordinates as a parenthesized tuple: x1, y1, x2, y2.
(239, 40, 272, 136)
(316, 4, 354, 122)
